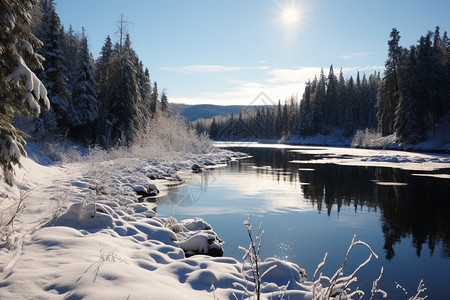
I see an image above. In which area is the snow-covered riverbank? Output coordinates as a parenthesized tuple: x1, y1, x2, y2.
(0, 144, 317, 299)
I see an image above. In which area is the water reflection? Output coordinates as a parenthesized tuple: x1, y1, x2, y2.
(157, 146, 450, 298)
(296, 161, 450, 260)
(375, 168, 450, 260)
(160, 147, 450, 260)
(229, 147, 450, 261)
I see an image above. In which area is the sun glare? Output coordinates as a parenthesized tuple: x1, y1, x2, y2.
(278, 1, 310, 31)
(283, 7, 299, 25)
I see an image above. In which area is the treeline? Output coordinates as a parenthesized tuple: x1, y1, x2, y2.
(28, 0, 168, 147)
(194, 69, 380, 140)
(195, 27, 450, 146)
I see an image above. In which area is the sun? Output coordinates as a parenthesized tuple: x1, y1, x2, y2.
(282, 7, 299, 25)
(278, 1, 310, 30)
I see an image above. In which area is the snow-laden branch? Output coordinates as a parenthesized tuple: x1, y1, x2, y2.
(6, 54, 50, 115)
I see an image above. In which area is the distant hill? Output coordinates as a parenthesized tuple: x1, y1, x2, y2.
(172, 104, 260, 122)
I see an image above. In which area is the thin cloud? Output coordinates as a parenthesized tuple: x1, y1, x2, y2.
(160, 65, 269, 73)
(341, 65, 384, 75)
(267, 67, 322, 83)
(339, 51, 373, 60)
(171, 65, 383, 105)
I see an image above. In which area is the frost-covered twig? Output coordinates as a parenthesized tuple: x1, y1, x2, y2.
(395, 279, 428, 300)
(370, 267, 387, 300)
(311, 234, 379, 299)
(239, 215, 265, 299)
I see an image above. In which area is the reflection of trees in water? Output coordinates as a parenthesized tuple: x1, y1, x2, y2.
(299, 164, 377, 215)
(236, 148, 300, 182)
(225, 147, 450, 259)
(376, 168, 450, 260)
(299, 163, 450, 259)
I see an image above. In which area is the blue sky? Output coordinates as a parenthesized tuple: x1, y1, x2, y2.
(54, 0, 450, 106)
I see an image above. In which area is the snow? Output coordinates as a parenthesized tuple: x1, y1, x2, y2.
(6, 55, 50, 113)
(288, 146, 450, 172)
(0, 144, 313, 299)
(215, 141, 450, 172)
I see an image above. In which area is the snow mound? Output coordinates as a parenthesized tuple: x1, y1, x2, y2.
(1, 194, 311, 299)
(0, 145, 317, 299)
(164, 217, 224, 257)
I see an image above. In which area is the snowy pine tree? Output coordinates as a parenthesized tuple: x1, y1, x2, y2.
(69, 30, 99, 143)
(150, 81, 159, 117)
(326, 65, 338, 127)
(61, 25, 80, 95)
(161, 90, 169, 113)
(35, 0, 70, 137)
(377, 28, 403, 136)
(0, 0, 50, 185)
(395, 46, 426, 144)
(97, 35, 144, 147)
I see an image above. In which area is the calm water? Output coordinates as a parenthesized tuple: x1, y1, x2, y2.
(157, 145, 450, 299)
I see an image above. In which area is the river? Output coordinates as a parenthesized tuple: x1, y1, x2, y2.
(157, 143, 450, 299)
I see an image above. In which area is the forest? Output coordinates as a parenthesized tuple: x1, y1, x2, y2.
(1, 0, 170, 184)
(194, 27, 450, 147)
(18, 0, 168, 148)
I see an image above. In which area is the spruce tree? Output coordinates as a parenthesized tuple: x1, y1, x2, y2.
(274, 100, 283, 137)
(0, 0, 50, 185)
(298, 81, 311, 136)
(377, 28, 403, 136)
(160, 90, 169, 112)
(150, 81, 159, 116)
(337, 69, 347, 128)
(35, 0, 70, 137)
(70, 30, 98, 143)
(343, 76, 357, 136)
(326, 65, 338, 127)
(100, 35, 141, 147)
(395, 46, 426, 144)
(61, 25, 80, 95)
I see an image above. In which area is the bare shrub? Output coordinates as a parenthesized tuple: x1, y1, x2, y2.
(0, 177, 30, 249)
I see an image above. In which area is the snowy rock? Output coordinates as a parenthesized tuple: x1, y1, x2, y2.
(164, 217, 224, 257)
(191, 164, 202, 172)
(177, 233, 223, 257)
(134, 184, 160, 198)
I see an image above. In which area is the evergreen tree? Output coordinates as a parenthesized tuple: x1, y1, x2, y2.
(35, 0, 70, 137)
(97, 34, 144, 147)
(274, 100, 283, 137)
(337, 69, 347, 128)
(150, 81, 159, 116)
(210, 117, 218, 138)
(160, 90, 169, 112)
(1, 0, 50, 185)
(61, 25, 80, 94)
(395, 46, 426, 144)
(298, 81, 311, 136)
(95, 35, 113, 84)
(326, 65, 338, 127)
(377, 28, 403, 136)
(70, 29, 98, 143)
(282, 101, 289, 137)
(288, 96, 298, 134)
(343, 76, 357, 136)
(314, 68, 327, 134)
(95, 35, 113, 141)
(366, 72, 380, 129)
